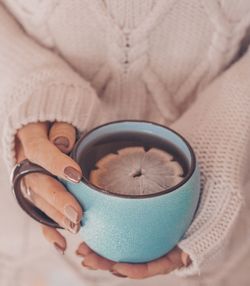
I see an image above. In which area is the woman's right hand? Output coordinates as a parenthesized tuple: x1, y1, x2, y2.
(15, 121, 83, 253)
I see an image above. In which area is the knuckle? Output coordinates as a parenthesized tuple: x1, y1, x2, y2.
(50, 124, 76, 141)
(51, 122, 73, 133)
(24, 138, 47, 162)
(25, 173, 40, 185)
(46, 183, 62, 205)
(49, 189, 58, 205)
(59, 122, 74, 129)
(48, 185, 67, 208)
(48, 154, 61, 172)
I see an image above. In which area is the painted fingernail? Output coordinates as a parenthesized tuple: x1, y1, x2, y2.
(64, 217, 80, 234)
(54, 242, 65, 255)
(64, 166, 82, 183)
(64, 205, 80, 223)
(54, 136, 69, 148)
(110, 270, 127, 278)
(82, 261, 96, 270)
(75, 249, 86, 257)
(75, 250, 83, 256)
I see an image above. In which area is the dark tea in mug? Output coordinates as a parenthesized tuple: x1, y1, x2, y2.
(77, 131, 190, 196)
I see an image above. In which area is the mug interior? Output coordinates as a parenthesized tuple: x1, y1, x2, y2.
(71, 120, 196, 198)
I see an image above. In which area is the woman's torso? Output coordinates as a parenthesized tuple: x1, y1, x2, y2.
(2, 0, 250, 127)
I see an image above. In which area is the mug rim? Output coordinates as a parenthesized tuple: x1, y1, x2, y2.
(71, 120, 196, 199)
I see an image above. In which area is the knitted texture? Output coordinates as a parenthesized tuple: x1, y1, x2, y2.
(171, 49, 250, 275)
(0, 0, 250, 276)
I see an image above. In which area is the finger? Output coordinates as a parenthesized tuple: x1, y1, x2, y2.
(24, 172, 83, 224)
(181, 251, 191, 267)
(22, 186, 80, 234)
(82, 252, 115, 271)
(76, 242, 93, 257)
(42, 225, 67, 254)
(17, 122, 82, 183)
(49, 122, 76, 154)
(76, 242, 115, 271)
(16, 125, 82, 231)
(167, 247, 186, 269)
(146, 247, 183, 276)
(112, 263, 148, 279)
(112, 247, 183, 279)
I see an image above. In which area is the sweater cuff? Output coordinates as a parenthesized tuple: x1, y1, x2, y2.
(2, 68, 98, 174)
(174, 184, 242, 276)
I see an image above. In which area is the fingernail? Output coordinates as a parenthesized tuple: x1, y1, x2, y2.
(54, 136, 69, 148)
(110, 270, 127, 278)
(64, 166, 82, 183)
(64, 217, 80, 234)
(75, 249, 86, 257)
(54, 242, 65, 255)
(82, 261, 96, 270)
(75, 250, 83, 257)
(64, 205, 80, 223)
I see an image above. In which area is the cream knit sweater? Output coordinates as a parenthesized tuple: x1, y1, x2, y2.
(0, 0, 250, 277)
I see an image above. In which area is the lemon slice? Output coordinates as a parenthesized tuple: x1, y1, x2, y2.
(89, 146, 184, 195)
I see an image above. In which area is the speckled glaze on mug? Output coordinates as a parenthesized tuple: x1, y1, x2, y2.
(61, 120, 201, 263)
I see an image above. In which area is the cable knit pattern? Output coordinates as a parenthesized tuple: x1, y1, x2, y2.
(171, 50, 250, 274)
(0, 0, 250, 277)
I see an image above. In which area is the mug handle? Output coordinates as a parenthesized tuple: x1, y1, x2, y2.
(11, 159, 62, 229)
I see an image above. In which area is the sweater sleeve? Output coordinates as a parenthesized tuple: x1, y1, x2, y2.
(171, 47, 250, 276)
(0, 4, 99, 173)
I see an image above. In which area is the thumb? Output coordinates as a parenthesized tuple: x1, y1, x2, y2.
(181, 251, 191, 267)
(17, 122, 82, 183)
(49, 122, 77, 154)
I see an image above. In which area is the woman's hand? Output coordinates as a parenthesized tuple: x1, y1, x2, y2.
(75, 243, 190, 279)
(15, 121, 83, 253)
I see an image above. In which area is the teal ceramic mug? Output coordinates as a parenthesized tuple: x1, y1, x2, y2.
(12, 120, 200, 263)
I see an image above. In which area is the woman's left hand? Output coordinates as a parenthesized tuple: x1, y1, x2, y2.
(76, 243, 190, 279)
